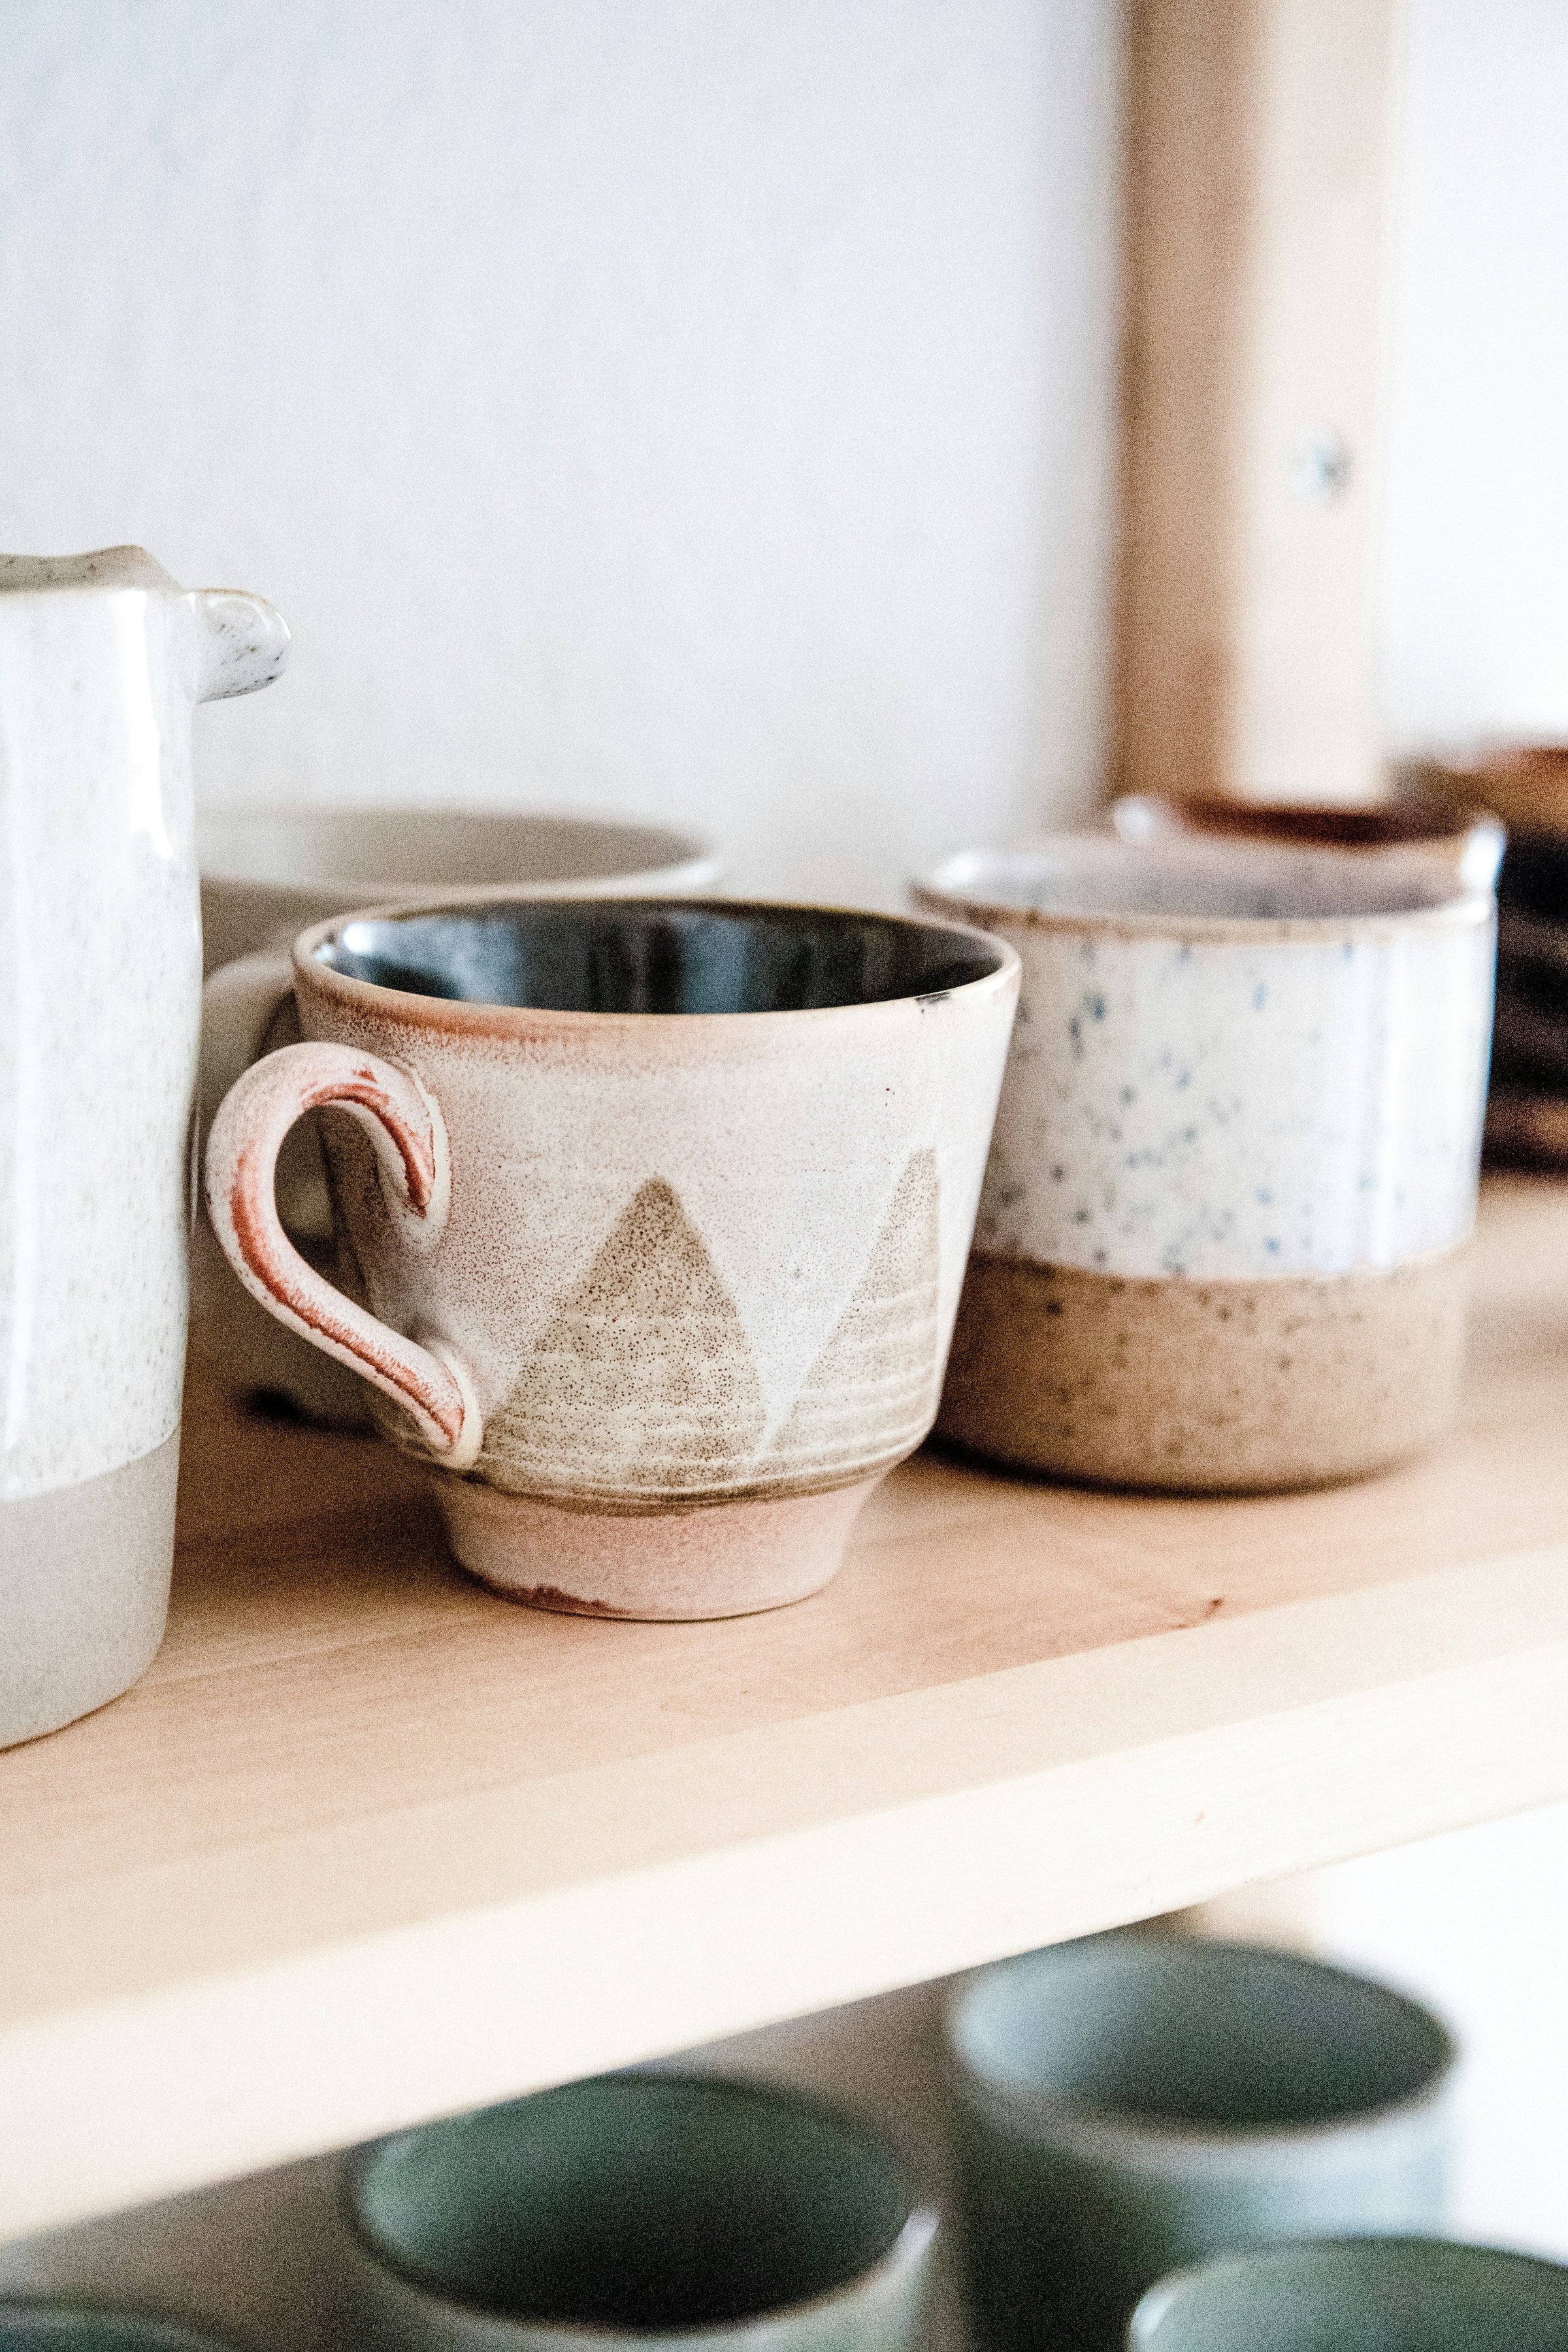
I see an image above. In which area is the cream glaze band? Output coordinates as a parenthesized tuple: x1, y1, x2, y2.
(914, 841, 1495, 1284)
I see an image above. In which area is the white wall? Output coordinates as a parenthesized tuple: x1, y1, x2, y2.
(1322, 0, 1568, 2264)
(0, 0, 1123, 904)
(1315, 1805, 1568, 2261)
(1377, 0, 1568, 751)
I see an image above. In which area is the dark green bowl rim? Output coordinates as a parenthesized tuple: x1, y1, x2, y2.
(341, 2070, 936, 2337)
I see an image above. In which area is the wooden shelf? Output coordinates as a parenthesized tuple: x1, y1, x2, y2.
(5, 1174, 1568, 2240)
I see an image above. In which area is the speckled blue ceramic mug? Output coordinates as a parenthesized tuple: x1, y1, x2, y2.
(947, 1936, 1456, 2352)
(914, 834, 1495, 1492)
(1128, 2238, 1568, 2351)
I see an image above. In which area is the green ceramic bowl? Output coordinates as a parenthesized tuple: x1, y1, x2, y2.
(0, 2310, 244, 2351)
(947, 1935, 1456, 2352)
(342, 2071, 937, 2350)
(1128, 2237, 1568, 2349)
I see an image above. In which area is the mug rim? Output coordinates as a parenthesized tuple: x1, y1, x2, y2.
(291, 892, 1021, 1032)
(196, 801, 720, 896)
(340, 2070, 938, 2340)
(1109, 789, 1502, 850)
(915, 837, 1494, 943)
(0, 2300, 251, 2350)
(1126, 2234, 1568, 2346)
(945, 1939, 1458, 2159)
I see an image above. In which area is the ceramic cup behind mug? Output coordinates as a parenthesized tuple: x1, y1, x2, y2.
(0, 2308, 245, 2351)
(1128, 2238, 1568, 2352)
(913, 836, 1496, 1493)
(194, 805, 723, 1425)
(947, 1935, 1456, 2352)
(204, 895, 1019, 1616)
(1415, 745, 1568, 1169)
(1110, 790, 1505, 897)
(340, 2073, 938, 2352)
(198, 802, 723, 975)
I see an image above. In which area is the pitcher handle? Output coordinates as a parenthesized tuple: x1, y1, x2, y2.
(204, 1043, 483, 1465)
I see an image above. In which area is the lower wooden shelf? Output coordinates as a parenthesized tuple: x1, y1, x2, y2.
(4, 1175, 1568, 2240)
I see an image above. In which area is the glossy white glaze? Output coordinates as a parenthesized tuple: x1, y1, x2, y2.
(1, 547, 287, 1501)
(1, 546, 286, 1743)
(915, 840, 1495, 1282)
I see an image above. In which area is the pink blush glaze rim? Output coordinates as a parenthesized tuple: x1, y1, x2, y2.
(434, 1472, 883, 1620)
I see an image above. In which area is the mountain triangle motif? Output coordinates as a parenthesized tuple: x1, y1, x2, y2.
(482, 1177, 767, 1501)
(757, 1148, 941, 1486)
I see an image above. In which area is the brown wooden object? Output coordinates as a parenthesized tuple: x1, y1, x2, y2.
(1113, 0, 1403, 804)
(1, 1177, 1565, 2239)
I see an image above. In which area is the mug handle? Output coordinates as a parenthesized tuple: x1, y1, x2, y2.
(204, 1043, 483, 1466)
(200, 950, 339, 1241)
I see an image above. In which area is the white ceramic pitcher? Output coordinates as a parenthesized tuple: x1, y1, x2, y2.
(0, 547, 288, 1746)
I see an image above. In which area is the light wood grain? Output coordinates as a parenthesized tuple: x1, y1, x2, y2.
(1112, 0, 1402, 802)
(3, 1175, 1568, 2240)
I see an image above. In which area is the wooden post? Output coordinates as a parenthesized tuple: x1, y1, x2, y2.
(1112, 0, 1403, 805)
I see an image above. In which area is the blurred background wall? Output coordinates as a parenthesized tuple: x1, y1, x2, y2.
(5, 1, 1565, 877)
(0, 0, 1123, 903)
(1379, 0, 1568, 756)
(2, 0, 1565, 2262)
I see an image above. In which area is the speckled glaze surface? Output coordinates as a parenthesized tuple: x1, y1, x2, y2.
(205, 896, 1017, 1616)
(0, 547, 287, 1746)
(192, 807, 723, 1428)
(913, 838, 1495, 1492)
(938, 1248, 1468, 1493)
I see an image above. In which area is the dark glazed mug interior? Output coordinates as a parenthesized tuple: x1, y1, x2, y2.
(316, 899, 1003, 1015)
(952, 1936, 1454, 2131)
(348, 2072, 919, 2330)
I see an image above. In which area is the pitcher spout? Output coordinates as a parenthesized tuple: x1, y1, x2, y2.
(182, 587, 291, 701)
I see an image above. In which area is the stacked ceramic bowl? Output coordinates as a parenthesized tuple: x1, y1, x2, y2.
(1413, 749, 1568, 1167)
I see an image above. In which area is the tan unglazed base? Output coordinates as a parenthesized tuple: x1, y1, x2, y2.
(0, 1431, 179, 1747)
(936, 1246, 1471, 1494)
(433, 1473, 883, 1619)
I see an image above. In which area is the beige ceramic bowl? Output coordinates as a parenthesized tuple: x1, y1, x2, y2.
(198, 803, 722, 973)
(195, 805, 723, 1423)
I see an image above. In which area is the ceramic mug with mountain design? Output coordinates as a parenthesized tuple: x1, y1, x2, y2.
(205, 896, 1019, 1617)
